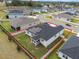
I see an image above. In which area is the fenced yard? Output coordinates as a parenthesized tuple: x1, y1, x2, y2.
(15, 33, 63, 59)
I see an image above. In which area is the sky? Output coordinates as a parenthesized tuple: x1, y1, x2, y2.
(33, 0, 79, 2)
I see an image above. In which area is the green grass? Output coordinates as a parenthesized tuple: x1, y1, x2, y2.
(47, 30, 76, 59)
(0, 11, 7, 19)
(1, 22, 14, 32)
(0, 10, 14, 32)
(47, 51, 60, 59)
(47, 39, 63, 59)
(71, 18, 79, 23)
(15, 33, 48, 59)
(46, 16, 52, 19)
(63, 30, 76, 38)
(15, 33, 63, 59)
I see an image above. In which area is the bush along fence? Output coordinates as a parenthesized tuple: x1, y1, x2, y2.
(0, 25, 36, 59)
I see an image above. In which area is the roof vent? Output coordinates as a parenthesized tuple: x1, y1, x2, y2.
(48, 22, 56, 27)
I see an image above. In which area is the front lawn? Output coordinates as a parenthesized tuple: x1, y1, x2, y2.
(71, 18, 79, 23)
(46, 16, 52, 19)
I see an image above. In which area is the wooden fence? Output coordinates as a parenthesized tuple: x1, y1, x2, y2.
(0, 25, 35, 59)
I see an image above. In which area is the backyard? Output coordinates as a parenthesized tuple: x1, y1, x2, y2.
(47, 41, 62, 59)
(47, 49, 60, 59)
(1, 22, 14, 32)
(63, 29, 76, 38)
(0, 10, 15, 32)
(15, 33, 48, 59)
(47, 52, 60, 59)
(15, 33, 63, 59)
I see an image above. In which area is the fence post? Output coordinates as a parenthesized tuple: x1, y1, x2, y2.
(16, 46, 21, 52)
(8, 36, 12, 41)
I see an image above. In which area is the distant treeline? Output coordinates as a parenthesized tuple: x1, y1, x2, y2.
(5, 0, 79, 6)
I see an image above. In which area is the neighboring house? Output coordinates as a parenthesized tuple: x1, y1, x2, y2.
(55, 13, 72, 21)
(11, 17, 40, 31)
(57, 35, 79, 59)
(25, 23, 64, 47)
(65, 11, 76, 15)
(7, 10, 25, 19)
(32, 8, 41, 13)
(41, 5, 49, 12)
(7, 8, 31, 19)
(75, 11, 79, 15)
(32, 6, 48, 13)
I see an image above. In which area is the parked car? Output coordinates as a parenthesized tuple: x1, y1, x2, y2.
(65, 24, 71, 27)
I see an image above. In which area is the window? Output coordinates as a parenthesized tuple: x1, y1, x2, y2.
(63, 55, 68, 59)
(54, 34, 56, 37)
(66, 57, 68, 59)
(36, 40, 40, 42)
(63, 55, 65, 57)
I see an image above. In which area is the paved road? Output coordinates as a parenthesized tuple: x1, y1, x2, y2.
(0, 31, 29, 59)
(52, 19, 79, 33)
(41, 18, 79, 33)
(38, 12, 79, 33)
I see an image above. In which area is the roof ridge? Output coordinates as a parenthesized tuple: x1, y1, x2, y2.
(60, 45, 79, 52)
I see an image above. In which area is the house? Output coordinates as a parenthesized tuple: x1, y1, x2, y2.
(25, 23, 64, 47)
(32, 6, 48, 14)
(7, 8, 31, 19)
(65, 11, 76, 15)
(57, 35, 79, 59)
(41, 5, 49, 12)
(7, 9, 25, 19)
(11, 17, 40, 31)
(32, 8, 41, 13)
(55, 13, 72, 21)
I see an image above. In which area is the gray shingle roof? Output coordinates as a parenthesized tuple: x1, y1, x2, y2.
(28, 23, 64, 41)
(9, 10, 23, 14)
(11, 17, 39, 27)
(59, 36, 79, 59)
(56, 13, 72, 19)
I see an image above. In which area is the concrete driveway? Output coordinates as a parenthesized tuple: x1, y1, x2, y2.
(0, 31, 29, 59)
